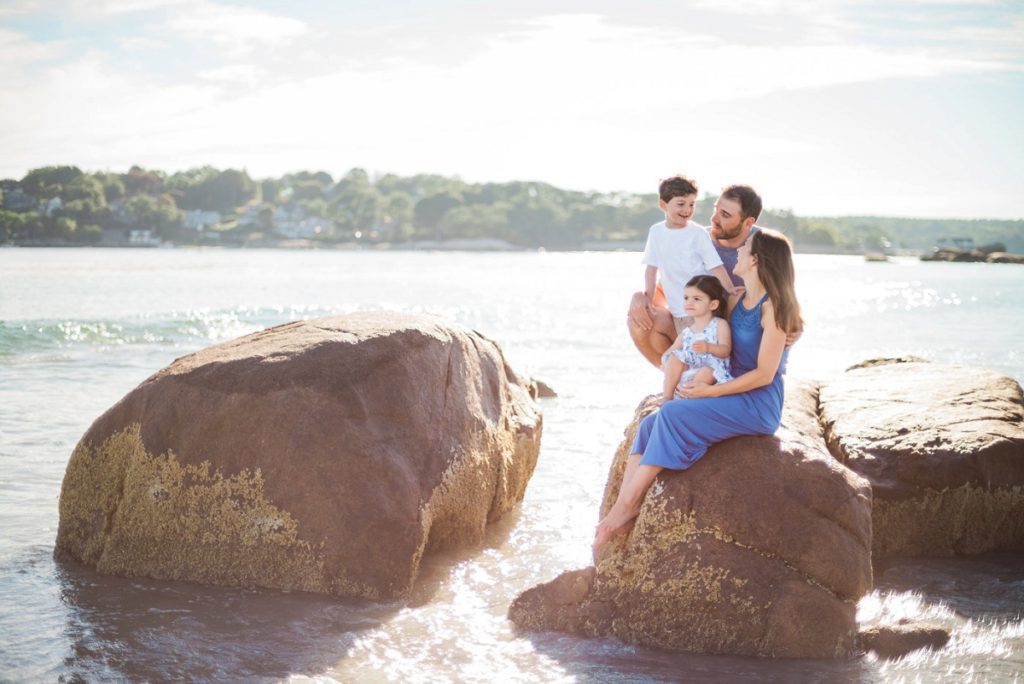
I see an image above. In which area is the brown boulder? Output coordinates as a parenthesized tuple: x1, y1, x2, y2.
(859, 620, 951, 659)
(986, 252, 1024, 264)
(819, 361, 1024, 558)
(55, 312, 542, 600)
(509, 381, 873, 658)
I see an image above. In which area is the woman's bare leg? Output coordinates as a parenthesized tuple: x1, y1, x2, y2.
(594, 461, 662, 549)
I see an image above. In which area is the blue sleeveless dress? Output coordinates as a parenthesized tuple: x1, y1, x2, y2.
(633, 294, 787, 469)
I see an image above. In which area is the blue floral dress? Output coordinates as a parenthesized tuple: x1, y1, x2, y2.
(635, 295, 787, 469)
(664, 318, 734, 388)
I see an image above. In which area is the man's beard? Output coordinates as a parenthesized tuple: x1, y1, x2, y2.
(712, 223, 742, 240)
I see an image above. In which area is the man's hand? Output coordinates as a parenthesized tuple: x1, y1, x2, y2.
(627, 291, 655, 331)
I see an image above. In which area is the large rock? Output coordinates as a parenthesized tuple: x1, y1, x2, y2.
(56, 312, 542, 600)
(509, 382, 873, 658)
(859, 620, 951, 659)
(819, 360, 1024, 558)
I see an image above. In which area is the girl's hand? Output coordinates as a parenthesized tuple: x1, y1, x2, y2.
(678, 379, 714, 399)
(692, 340, 709, 354)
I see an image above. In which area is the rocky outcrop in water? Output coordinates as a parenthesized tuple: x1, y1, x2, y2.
(55, 312, 542, 600)
(819, 360, 1024, 558)
(510, 360, 1024, 659)
(859, 620, 951, 659)
(509, 382, 874, 659)
(921, 248, 1024, 264)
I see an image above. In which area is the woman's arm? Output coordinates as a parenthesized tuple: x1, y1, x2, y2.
(679, 301, 786, 399)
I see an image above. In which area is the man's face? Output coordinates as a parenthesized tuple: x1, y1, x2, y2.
(710, 196, 746, 241)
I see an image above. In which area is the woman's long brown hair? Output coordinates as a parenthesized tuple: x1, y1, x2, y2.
(750, 228, 803, 334)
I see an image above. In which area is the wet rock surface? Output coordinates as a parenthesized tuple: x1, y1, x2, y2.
(56, 312, 542, 600)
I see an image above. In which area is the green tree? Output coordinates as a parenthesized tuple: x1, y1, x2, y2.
(93, 172, 126, 203)
(21, 166, 83, 199)
(381, 192, 414, 241)
(122, 166, 166, 196)
(414, 191, 462, 240)
(261, 179, 279, 204)
(125, 194, 182, 235)
(438, 203, 509, 241)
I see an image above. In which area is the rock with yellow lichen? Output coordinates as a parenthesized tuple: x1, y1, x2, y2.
(509, 381, 873, 659)
(819, 359, 1024, 558)
(55, 312, 542, 600)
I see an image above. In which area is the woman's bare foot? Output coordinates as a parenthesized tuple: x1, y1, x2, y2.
(593, 503, 640, 550)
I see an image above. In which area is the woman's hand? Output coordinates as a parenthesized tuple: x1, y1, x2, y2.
(677, 379, 715, 399)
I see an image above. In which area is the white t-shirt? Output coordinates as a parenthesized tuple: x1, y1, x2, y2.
(641, 220, 724, 317)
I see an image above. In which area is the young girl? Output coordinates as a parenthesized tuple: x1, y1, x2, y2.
(660, 275, 733, 402)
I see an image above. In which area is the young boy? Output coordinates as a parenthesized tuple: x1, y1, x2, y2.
(637, 175, 737, 358)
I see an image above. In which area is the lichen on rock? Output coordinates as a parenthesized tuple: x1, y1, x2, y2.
(510, 381, 873, 659)
(819, 360, 1024, 558)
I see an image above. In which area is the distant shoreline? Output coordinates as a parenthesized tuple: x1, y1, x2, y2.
(4, 242, 1023, 262)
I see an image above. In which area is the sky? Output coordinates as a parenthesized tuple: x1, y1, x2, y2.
(1, 0, 1022, 219)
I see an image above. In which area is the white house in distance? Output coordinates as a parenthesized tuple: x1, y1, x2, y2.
(272, 205, 336, 239)
(182, 209, 221, 232)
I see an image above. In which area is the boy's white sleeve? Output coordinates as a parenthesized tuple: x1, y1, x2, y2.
(641, 225, 659, 266)
(698, 229, 724, 269)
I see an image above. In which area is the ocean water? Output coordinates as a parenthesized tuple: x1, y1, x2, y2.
(1, 248, 1022, 682)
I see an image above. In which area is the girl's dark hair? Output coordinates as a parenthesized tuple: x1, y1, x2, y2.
(685, 275, 729, 319)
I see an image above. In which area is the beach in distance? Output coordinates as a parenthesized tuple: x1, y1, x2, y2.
(1, 248, 1022, 682)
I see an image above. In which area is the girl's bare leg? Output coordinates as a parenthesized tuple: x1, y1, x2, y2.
(691, 366, 716, 387)
(662, 356, 687, 402)
(594, 461, 663, 549)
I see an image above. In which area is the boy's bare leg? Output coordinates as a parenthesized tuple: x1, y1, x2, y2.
(627, 291, 679, 368)
(646, 308, 677, 365)
(662, 356, 687, 402)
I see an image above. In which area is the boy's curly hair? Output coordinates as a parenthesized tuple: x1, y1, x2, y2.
(659, 175, 698, 203)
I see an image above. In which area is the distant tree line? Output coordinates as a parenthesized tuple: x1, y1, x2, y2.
(2, 165, 1021, 252)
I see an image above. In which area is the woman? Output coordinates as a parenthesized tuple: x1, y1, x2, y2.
(594, 228, 803, 548)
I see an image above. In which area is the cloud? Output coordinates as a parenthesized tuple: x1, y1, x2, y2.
(0, 27, 70, 87)
(197, 63, 264, 86)
(163, 2, 308, 57)
(94, 0, 193, 13)
(1, 8, 1021, 216)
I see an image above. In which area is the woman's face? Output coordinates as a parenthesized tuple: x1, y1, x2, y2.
(734, 239, 755, 280)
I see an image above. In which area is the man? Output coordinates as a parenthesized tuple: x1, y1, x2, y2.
(627, 185, 762, 367)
